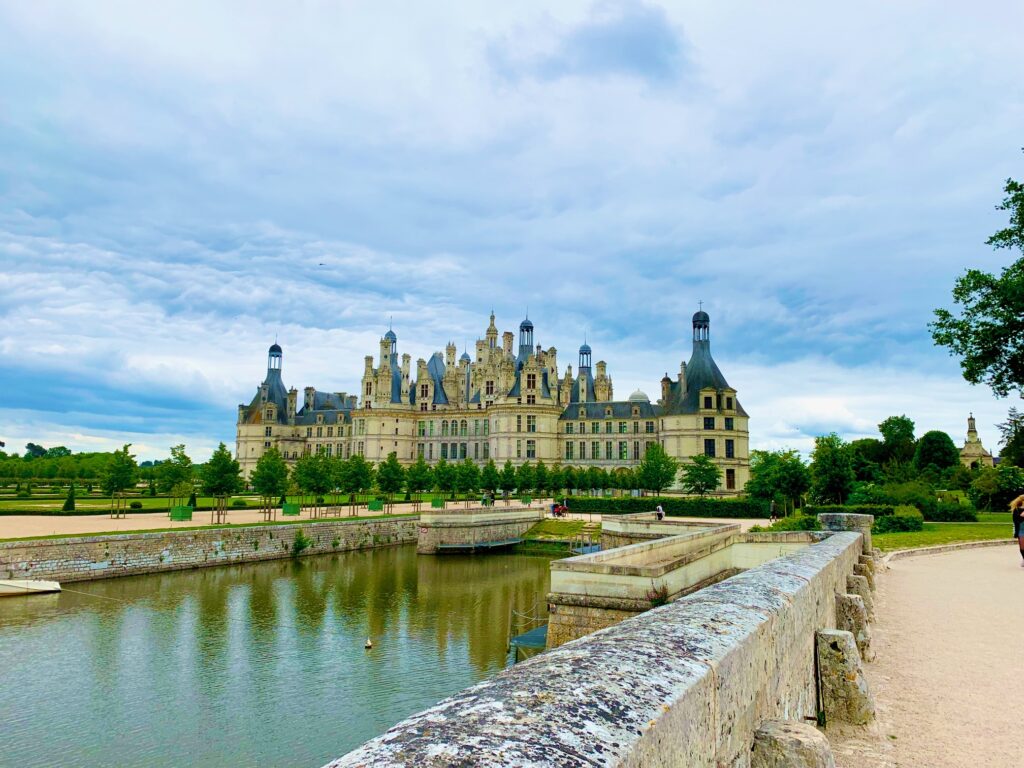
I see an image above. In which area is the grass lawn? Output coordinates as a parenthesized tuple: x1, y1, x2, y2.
(0, 513, 420, 542)
(523, 519, 591, 540)
(874, 522, 1015, 552)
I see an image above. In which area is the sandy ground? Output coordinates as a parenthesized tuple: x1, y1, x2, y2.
(831, 544, 1022, 767)
(0, 502, 768, 539)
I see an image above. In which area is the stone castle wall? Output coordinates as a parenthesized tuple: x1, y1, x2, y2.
(0, 518, 418, 583)
(326, 531, 864, 767)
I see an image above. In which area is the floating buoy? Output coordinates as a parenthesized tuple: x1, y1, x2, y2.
(365, 638, 373, 649)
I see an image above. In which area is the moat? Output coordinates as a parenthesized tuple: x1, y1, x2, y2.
(0, 545, 554, 767)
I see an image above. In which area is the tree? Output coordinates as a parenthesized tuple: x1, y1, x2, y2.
(499, 460, 517, 498)
(376, 452, 406, 504)
(406, 455, 434, 499)
(201, 443, 243, 497)
(548, 464, 565, 497)
(62, 484, 75, 512)
(345, 454, 375, 500)
(533, 460, 549, 497)
(45, 446, 71, 458)
(913, 431, 960, 472)
(931, 171, 1024, 397)
(250, 447, 289, 500)
(878, 415, 916, 464)
(849, 438, 885, 483)
(809, 433, 855, 504)
(156, 444, 194, 493)
(24, 443, 46, 459)
(480, 459, 500, 496)
(680, 455, 721, 497)
(101, 444, 138, 495)
(747, 449, 810, 514)
(997, 408, 1024, 467)
(516, 462, 535, 497)
(456, 459, 480, 503)
(637, 443, 679, 495)
(433, 457, 456, 499)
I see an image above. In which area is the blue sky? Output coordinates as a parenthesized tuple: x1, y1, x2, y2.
(1, 1, 1022, 461)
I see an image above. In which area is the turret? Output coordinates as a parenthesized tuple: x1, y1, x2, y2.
(502, 331, 514, 357)
(660, 374, 672, 404)
(267, 343, 282, 373)
(486, 311, 498, 349)
(518, 317, 534, 362)
(304, 386, 315, 411)
(446, 342, 457, 367)
(287, 388, 298, 421)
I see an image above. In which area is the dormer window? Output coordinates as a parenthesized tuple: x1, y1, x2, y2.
(632, 406, 640, 417)
(526, 373, 537, 389)
(703, 395, 713, 409)
(578, 407, 585, 418)
(605, 407, 612, 418)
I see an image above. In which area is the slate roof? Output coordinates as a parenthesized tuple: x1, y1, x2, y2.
(560, 400, 658, 420)
(661, 338, 748, 416)
(244, 368, 289, 424)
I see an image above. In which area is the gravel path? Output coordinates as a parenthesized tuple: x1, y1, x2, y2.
(833, 544, 1022, 767)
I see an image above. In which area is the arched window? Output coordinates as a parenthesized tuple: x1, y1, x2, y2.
(460, 420, 468, 437)
(442, 421, 449, 436)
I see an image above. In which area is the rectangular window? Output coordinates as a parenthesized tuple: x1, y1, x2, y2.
(460, 443, 467, 459)
(725, 439, 735, 459)
(486, 380, 495, 395)
(460, 421, 467, 437)
(645, 421, 655, 434)
(724, 417, 734, 430)
(633, 441, 640, 460)
(263, 441, 271, 449)
(329, 426, 335, 437)
(325, 444, 333, 457)
(726, 468, 736, 490)
(306, 427, 313, 437)
(441, 444, 448, 459)
(429, 421, 435, 436)
(618, 421, 627, 434)
(633, 421, 639, 434)
(566, 442, 574, 460)
(526, 373, 536, 389)
(516, 415, 522, 432)
(703, 395, 713, 409)
(420, 384, 429, 398)
(703, 417, 715, 430)
(483, 420, 489, 435)
(264, 426, 272, 437)
(516, 440, 522, 459)
(418, 421, 426, 437)
(357, 441, 364, 456)
(417, 443, 425, 458)
(338, 443, 344, 456)
(579, 441, 586, 460)
(605, 422, 613, 434)
(357, 419, 366, 435)
(483, 443, 489, 459)
(316, 426, 323, 437)
(704, 439, 716, 458)
(526, 394, 536, 404)
(365, 382, 372, 395)
(566, 423, 574, 434)
(420, 402, 427, 411)
(618, 441, 628, 460)
(473, 419, 480, 436)
(591, 422, 600, 434)
(474, 443, 479, 459)
(605, 441, 613, 460)
(726, 397, 734, 410)
(526, 440, 536, 459)
(527, 415, 537, 433)
(428, 443, 433, 460)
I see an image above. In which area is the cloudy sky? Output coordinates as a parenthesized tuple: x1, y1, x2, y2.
(1, 1, 1022, 461)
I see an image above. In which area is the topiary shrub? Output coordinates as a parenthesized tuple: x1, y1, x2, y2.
(805, 504, 894, 517)
(756, 513, 822, 532)
(873, 505, 924, 533)
(564, 496, 769, 518)
(926, 501, 977, 522)
(231, 499, 248, 508)
(15, 490, 30, 499)
(129, 501, 143, 510)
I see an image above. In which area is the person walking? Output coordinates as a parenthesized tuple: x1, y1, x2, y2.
(1011, 495, 1024, 567)
(655, 504, 665, 521)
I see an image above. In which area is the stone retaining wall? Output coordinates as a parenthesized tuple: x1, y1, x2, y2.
(416, 507, 544, 554)
(0, 518, 418, 583)
(326, 530, 864, 768)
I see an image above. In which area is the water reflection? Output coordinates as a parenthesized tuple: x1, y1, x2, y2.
(0, 545, 554, 768)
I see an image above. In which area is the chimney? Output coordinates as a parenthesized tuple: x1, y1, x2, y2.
(661, 374, 672, 404)
(287, 388, 298, 420)
(502, 331, 514, 357)
(304, 386, 315, 411)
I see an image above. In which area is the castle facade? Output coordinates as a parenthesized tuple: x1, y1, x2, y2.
(236, 310, 750, 494)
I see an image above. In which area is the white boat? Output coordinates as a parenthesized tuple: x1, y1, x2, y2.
(0, 580, 62, 597)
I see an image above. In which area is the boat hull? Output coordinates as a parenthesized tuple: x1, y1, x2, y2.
(0, 580, 62, 597)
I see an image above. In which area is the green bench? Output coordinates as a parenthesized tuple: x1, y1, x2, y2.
(282, 503, 301, 516)
(430, 498, 446, 509)
(368, 499, 385, 512)
(169, 505, 193, 521)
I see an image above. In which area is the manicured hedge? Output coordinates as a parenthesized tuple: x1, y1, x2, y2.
(806, 504, 894, 517)
(925, 503, 978, 523)
(750, 513, 822, 532)
(564, 496, 769, 518)
(872, 505, 924, 533)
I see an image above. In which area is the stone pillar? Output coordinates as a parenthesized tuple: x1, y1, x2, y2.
(835, 593, 874, 662)
(853, 561, 875, 592)
(846, 574, 875, 621)
(816, 629, 875, 725)
(817, 512, 873, 552)
(751, 721, 835, 768)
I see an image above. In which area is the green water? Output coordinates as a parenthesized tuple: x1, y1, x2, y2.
(0, 546, 553, 767)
